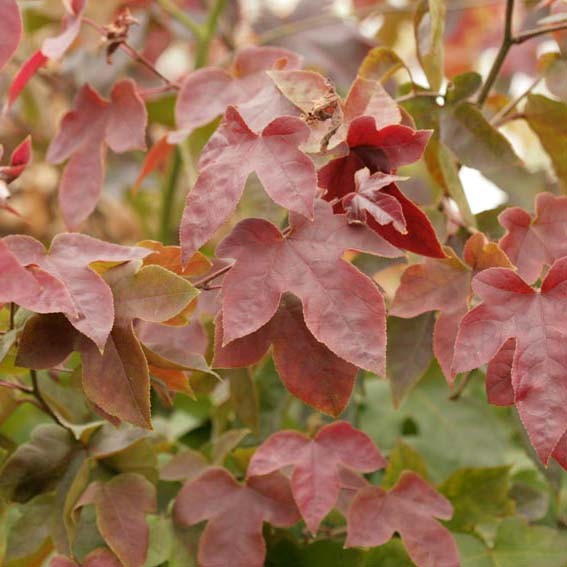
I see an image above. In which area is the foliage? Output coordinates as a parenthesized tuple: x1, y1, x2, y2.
(0, 0, 567, 566)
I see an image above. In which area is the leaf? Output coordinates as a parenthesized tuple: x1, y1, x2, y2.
(318, 117, 443, 258)
(180, 105, 317, 261)
(0, 136, 32, 216)
(7, 0, 85, 108)
(77, 474, 156, 567)
(173, 468, 300, 567)
(440, 101, 544, 209)
(46, 81, 147, 229)
(160, 450, 208, 482)
(342, 168, 407, 231)
(172, 46, 302, 139)
(452, 258, 567, 465)
(386, 313, 435, 405)
(456, 517, 567, 567)
(214, 294, 358, 416)
(445, 72, 482, 104)
(248, 421, 386, 533)
(51, 548, 123, 566)
(382, 441, 429, 490)
(391, 232, 511, 379)
(415, 0, 446, 90)
(0, 0, 21, 70)
(266, 538, 364, 567)
(216, 200, 401, 375)
(0, 240, 39, 305)
(358, 47, 411, 84)
(80, 263, 197, 427)
(439, 467, 515, 531)
(4, 233, 148, 349)
(525, 94, 567, 188)
(346, 471, 459, 567)
(498, 192, 567, 284)
(132, 136, 174, 195)
(0, 424, 75, 502)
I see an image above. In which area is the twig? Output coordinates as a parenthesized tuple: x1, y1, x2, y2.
(513, 21, 567, 44)
(82, 17, 179, 89)
(9, 302, 15, 330)
(193, 264, 232, 289)
(194, 0, 227, 68)
(157, 0, 205, 40)
(449, 372, 472, 400)
(30, 370, 67, 428)
(0, 379, 33, 394)
(477, 0, 515, 107)
(490, 76, 541, 126)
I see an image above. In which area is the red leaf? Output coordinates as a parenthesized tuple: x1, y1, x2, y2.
(318, 118, 443, 257)
(6, 0, 85, 108)
(132, 136, 173, 195)
(346, 471, 458, 567)
(342, 168, 407, 231)
(217, 200, 401, 374)
(391, 233, 511, 379)
(214, 294, 357, 416)
(77, 474, 156, 567)
(4, 233, 149, 349)
(47, 80, 147, 229)
(51, 548, 122, 567)
(180, 106, 317, 262)
(499, 192, 567, 284)
(0, 136, 32, 183)
(172, 46, 302, 141)
(173, 468, 300, 567)
(248, 421, 386, 533)
(452, 258, 567, 465)
(0, 0, 22, 71)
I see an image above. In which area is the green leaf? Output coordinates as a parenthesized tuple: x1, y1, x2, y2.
(439, 467, 515, 531)
(228, 368, 260, 434)
(445, 72, 482, 104)
(382, 441, 429, 489)
(0, 424, 75, 502)
(387, 314, 434, 406)
(363, 540, 415, 566)
(525, 94, 567, 189)
(456, 517, 567, 567)
(358, 47, 411, 84)
(440, 101, 544, 208)
(266, 538, 364, 567)
(144, 516, 173, 567)
(414, 0, 446, 90)
(360, 365, 515, 481)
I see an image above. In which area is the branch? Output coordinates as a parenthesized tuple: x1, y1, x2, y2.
(514, 21, 567, 44)
(477, 0, 515, 107)
(193, 263, 232, 289)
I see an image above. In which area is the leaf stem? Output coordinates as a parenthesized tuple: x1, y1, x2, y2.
(193, 263, 233, 289)
(194, 0, 228, 69)
(159, 147, 182, 244)
(0, 379, 33, 394)
(9, 303, 15, 330)
(30, 370, 67, 428)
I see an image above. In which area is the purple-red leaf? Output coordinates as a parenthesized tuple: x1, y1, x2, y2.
(172, 45, 302, 140)
(0, 239, 39, 304)
(391, 233, 511, 379)
(499, 192, 567, 284)
(214, 294, 357, 416)
(3, 233, 148, 349)
(248, 421, 386, 533)
(217, 200, 401, 374)
(47, 80, 147, 229)
(173, 468, 300, 567)
(452, 258, 567, 466)
(346, 471, 458, 567)
(0, 0, 21, 70)
(180, 105, 317, 261)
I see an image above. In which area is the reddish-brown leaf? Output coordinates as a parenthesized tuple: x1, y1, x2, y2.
(180, 105, 317, 262)
(214, 294, 357, 416)
(217, 200, 401, 375)
(248, 421, 386, 533)
(77, 474, 156, 567)
(174, 468, 299, 567)
(346, 471, 458, 567)
(391, 233, 511, 379)
(453, 258, 567, 466)
(0, 0, 22, 70)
